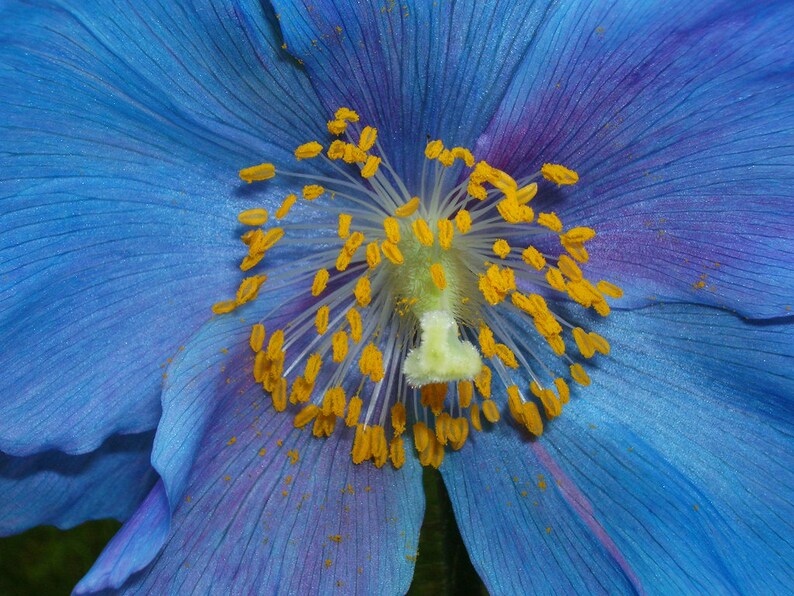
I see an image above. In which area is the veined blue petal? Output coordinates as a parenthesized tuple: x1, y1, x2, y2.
(442, 304, 794, 593)
(0, 432, 156, 536)
(78, 296, 424, 593)
(476, 0, 794, 319)
(271, 0, 557, 187)
(0, 0, 327, 455)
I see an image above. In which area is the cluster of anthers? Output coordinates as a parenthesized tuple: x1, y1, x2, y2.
(212, 107, 622, 470)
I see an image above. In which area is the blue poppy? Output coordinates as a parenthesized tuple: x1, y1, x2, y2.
(1, 0, 792, 594)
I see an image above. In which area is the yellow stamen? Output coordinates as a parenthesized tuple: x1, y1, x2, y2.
(425, 140, 444, 160)
(562, 227, 596, 244)
(391, 402, 406, 435)
(327, 119, 347, 135)
(343, 143, 367, 164)
(275, 194, 297, 219)
(597, 280, 624, 299)
(302, 184, 325, 200)
(455, 209, 472, 234)
(449, 417, 469, 450)
(352, 424, 371, 464)
(539, 388, 562, 418)
(383, 217, 401, 243)
(537, 212, 563, 233)
(365, 241, 381, 269)
(437, 219, 454, 250)
(266, 329, 284, 359)
(335, 107, 359, 122)
(411, 218, 434, 246)
(347, 308, 363, 343)
(467, 180, 488, 200)
(395, 197, 420, 217)
(554, 377, 570, 405)
(570, 363, 591, 386)
(389, 436, 405, 469)
(272, 378, 287, 412)
(381, 240, 404, 265)
(327, 139, 346, 159)
(522, 401, 544, 436)
(438, 149, 455, 166)
(304, 353, 322, 384)
(358, 126, 378, 151)
(371, 425, 388, 468)
(558, 255, 582, 281)
(495, 343, 518, 368)
(541, 163, 579, 186)
(354, 276, 372, 307)
(294, 404, 320, 428)
(338, 213, 352, 239)
(261, 228, 284, 251)
(413, 421, 431, 452)
(359, 343, 385, 382)
(451, 147, 475, 167)
(294, 141, 323, 160)
(212, 300, 237, 315)
(322, 387, 346, 417)
(470, 403, 482, 431)
(289, 376, 314, 404)
(522, 246, 546, 270)
(332, 330, 349, 362)
(435, 412, 452, 445)
(361, 155, 381, 178)
(562, 238, 590, 263)
(239, 163, 275, 183)
(315, 305, 329, 334)
(430, 263, 447, 290)
(516, 183, 538, 204)
(458, 380, 473, 408)
(588, 332, 611, 355)
(311, 269, 329, 297)
(249, 324, 266, 352)
(345, 396, 362, 427)
(236, 274, 267, 304)
(237, 208, 269, 226)
(545, 267, 566, 292)
(573, 327, 595, 358)
(481, 399, 500, 423)
(474, 365, 492, 398)
(492, 239, 511, 259)
(420, 383, 447, 416)
(478, 324, 497, 359)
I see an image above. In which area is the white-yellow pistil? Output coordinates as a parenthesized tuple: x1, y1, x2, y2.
(214, 108, 622, 470)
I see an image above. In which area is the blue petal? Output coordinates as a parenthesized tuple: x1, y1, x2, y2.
(271, 0, 558, 187)
(442, 305, 794, 593)
(475, 0, 794, 319)
(0, 432, 156, 536)
(78, 298, 424, 593)
(0, 0, 327, 455)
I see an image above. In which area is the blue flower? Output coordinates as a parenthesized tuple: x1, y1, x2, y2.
(1, 0, 792, 594)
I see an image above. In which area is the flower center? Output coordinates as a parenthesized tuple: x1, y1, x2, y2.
(213, 107, 622, 470)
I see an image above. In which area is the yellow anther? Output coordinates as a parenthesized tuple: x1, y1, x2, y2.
(474, 365, 492, 398)
(547, 334, 566, 356)
(239, 163, 275, 183)
(294, 141, 323, 160)
(354, 276, 372, 307)
(391, 402, 406, 435)
(437, 149, 454, 167)
(212, 299, 237, 315)
(458, 380, 474, 408)
(304, 353, 322, 384)
(516, 183, 538, 204)
(289, 376, 314, 404)
(327, 139, 346, 159)
(352, 424, 371, 464)
(529, 380, 543, 399)
(554, 377, 570, 405)
(436, 219, 454, 250)
(346, 308, 363, 343)
(345, 396, 363, 427)
(435, 412, 452, 445)
(322, 387, 346, 418)
(597, 280, 624, 299)
(522, 246, 546, 270)
(338, 231, 364, 267)
(272, 378, 287, 412)
(478, 324, 497, 358)
(327, 119, 347, 135)
(451, 147, 475, 167)
(335, 107, 360, 122)
(545, 267, 567, 292)
(488, 167, 518, 192)
(481, 399, 500, 423)
(332, 330, 349, 362)
(495, 343, 518, 368)
(541, 163, 579, 186)
(561, 238, 590, 263)
(420, 383, 447, 416)
(411, 218, 434, 246)
(478, 275, 501, 306)
(253, 351, 268, 383)
(302, 184, 325, 200)
(588, 332, 611, 355)
(249, 324, 266, 352)
(570, 363, 591, 386)
(266, 329, 284, 359)
(361, 155, 381, 178)
(425, 140, 444, 160)
(275, 194, 298, 219)
(315, 305, 330, 334)
(492, 239, 511, 259)
(372, 426, 388, 467)
(311, 269, 330, 297)
(413, 421, 431, 452)
(420, 434, 444, 469)
(496, 197, 522, 224)
(359, 343, 385, 382)
(562, 227, 596, 244)
(539, 388, 562, 418)
(593, 297, 611, 317)
(313, 412, 336, 438)
(470, 161, 494, 184)
(261, 228, 284, 251)
(558, 255, 583, 281)
(454, 209, 472, 233)
(507, 385, 524, 418)
(395, 197, 420, 217)
(485, 263, 516, 296)
(236, 274, 267, 304)
(358, 126, 378, 151)
(383, 217, 401, 243)
(537, 212, 563, 233)
(294, 404, 320, 428)
(521, 402, 544, 436)
(430, 263, 447, 290)
(467, 180, 488, 200)
(470, 402, 482, 432)
(360, 242, 379, 270)
(449, 417, 469, 450)
(338, 213, 352, 238)
(237, 208, 269, 226)
(343, 143, 367, 164)
(390, 436, 405, 469)
(381, 240, 404, 265)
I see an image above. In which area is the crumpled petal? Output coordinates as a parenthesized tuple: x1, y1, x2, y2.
(442, 304, 793, 593)
(78, 295, 424, 593)
(0, 432, 156, 536)
(0, 0, 326, 456)
(475, 0, 794, 318)
(272, 0, 557, 187)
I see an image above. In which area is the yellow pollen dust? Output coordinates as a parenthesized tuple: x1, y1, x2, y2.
(219, 107, 622, 471)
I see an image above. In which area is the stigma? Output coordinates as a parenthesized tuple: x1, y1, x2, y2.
(214, 107, 622, 470)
